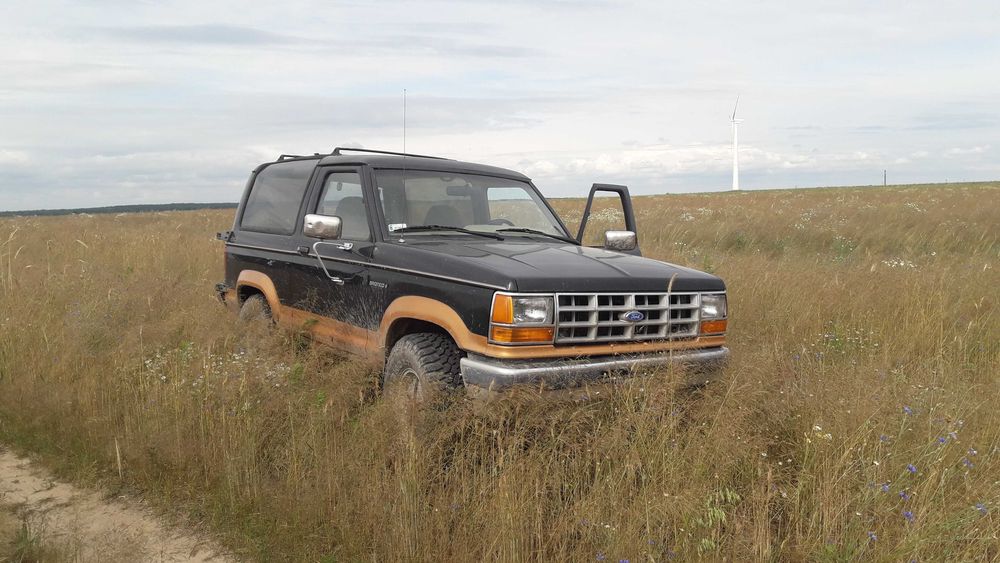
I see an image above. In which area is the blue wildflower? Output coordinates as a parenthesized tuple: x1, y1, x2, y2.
(903, 510, 915, 523)
(899, 490, 911, 501)
(596, 553, 605, 561)
(903, 405, 913, 415)
(880, 483, 890, 493)
(867, 531, 877, 542)
(962, 458, 974, 468)
(879, 434, 890, 443)
(937, 436, 947, 444)
(976, 502, 988, 515)
(619, 560, 630, 563)
(906, 464, 917, 474)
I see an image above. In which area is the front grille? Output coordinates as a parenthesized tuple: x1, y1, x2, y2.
(554, 292, 701, 344)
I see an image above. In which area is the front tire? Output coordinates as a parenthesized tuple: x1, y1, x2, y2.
(238, 293, 272, 323)
(383, 333, 462, 403)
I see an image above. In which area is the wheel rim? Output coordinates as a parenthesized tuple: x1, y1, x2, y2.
(400, 368, 423, 402)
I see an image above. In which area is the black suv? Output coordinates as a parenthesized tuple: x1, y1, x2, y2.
(217, 148, 728, 398)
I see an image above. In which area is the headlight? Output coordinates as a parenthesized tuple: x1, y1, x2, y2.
(700, 293, 727, 319)
(513, 296, 553, 324)
(490, 293, 555, 344)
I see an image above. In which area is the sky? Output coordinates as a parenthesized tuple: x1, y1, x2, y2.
(1, 0, 999, 211)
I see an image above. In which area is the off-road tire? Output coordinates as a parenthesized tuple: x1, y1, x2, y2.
(238, 293, 272, 323)
(383, 333, 462, 403)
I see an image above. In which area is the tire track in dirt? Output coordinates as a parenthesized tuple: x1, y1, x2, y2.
(0, 446, 233, 562)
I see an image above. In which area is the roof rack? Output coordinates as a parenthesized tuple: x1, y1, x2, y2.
(277, 154, 304, 161)
(330, 147, 451, 160)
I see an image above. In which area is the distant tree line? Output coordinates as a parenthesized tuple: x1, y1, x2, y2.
(0, 202, 238, 218)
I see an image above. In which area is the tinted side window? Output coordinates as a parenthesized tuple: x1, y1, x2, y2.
(240, 159, 316, 235)
(317, 171, 370, 241)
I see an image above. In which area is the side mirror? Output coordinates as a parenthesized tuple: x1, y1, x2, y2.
(303, 214, 343, 240)
(604, 230, 637, 252)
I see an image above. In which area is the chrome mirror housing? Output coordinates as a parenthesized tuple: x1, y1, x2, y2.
(603, 230, 637, 252)
(303, 214, 343, 240)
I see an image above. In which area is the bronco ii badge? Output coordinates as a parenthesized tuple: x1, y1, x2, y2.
(620, 310, 645, 323)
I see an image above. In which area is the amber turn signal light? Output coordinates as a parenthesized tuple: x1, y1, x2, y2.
(491, 294, 513, 324)
(700, 319, 727, 335)
(490, 326, 554, 344)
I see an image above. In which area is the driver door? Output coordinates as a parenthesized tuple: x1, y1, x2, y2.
(296, 167, 377, 354)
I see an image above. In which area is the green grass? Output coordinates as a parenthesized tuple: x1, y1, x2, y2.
(0, 181, 997, 561)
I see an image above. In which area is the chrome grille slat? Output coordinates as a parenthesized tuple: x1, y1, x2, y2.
(554, 292, 701, 344)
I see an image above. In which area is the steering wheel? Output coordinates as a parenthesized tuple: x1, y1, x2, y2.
(487, 218, 515, 226)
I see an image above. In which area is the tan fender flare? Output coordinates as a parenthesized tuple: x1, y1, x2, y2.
(379, 296, 485, 354)
(236, 270, 282, 321)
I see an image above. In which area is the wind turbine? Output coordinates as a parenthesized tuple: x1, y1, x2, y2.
(731, 96, 743, 191)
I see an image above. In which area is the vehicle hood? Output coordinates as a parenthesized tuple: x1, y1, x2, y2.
(376, 239, 725, 292)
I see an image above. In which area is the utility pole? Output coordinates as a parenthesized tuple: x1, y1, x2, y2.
(883, 170, 886, 187)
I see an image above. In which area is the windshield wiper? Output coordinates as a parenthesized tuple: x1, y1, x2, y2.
(496, 228, 580, 245)
(392, 225, 505, 240)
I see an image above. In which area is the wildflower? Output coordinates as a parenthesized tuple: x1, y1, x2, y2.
(962, 458, 974, 468)
(867, 531, 877, 542)
(879, 434, 890, 443)
(880, 483, 891, 493)
(968, 448, 978, 456)
(903, 510, 915, 523)
(903, 406, 913, 415)
(596, 553, 605, 561)
(948, 431, 958, 440)
(976, 502, 988, 515)
(906, 464, 918, 474)
(899, 490, 911, 501)
(937, 436, 947, 444)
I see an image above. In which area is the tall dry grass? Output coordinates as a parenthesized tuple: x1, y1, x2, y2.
(0, 183, 997, 561)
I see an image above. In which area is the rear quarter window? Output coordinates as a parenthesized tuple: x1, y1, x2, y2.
(240, 159, 316, 235)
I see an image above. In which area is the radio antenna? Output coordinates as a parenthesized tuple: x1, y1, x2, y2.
(402, 89, 407, 230)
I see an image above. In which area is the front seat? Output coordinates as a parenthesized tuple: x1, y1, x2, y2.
(423, 205, 462, 227)
(334, 197, 369, 240)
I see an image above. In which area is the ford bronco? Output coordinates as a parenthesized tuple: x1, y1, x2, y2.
(216, 148, 729, 399)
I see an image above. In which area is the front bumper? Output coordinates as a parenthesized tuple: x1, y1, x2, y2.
(460, 346, 729, 391)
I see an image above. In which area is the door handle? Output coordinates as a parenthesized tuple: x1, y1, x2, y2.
(328, 242, 354, 251)
(328, 277, 345, 285)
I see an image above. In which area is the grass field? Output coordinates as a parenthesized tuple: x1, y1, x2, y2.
(0, 182, 997, 561)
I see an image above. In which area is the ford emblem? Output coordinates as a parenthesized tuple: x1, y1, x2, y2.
(620, 310, 645, 323)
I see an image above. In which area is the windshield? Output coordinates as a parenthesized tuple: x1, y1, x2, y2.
(374, 169, 566, 238)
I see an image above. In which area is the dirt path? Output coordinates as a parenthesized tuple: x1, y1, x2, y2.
(0, 446, 234, 562)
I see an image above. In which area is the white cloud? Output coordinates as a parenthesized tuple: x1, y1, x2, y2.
(0, 150, 30, 165)
(944, 145, 991, 157)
